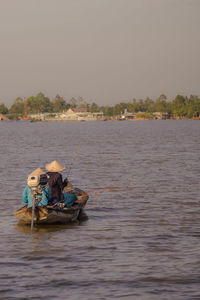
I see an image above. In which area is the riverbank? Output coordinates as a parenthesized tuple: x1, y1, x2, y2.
(2, 115, 199, 122)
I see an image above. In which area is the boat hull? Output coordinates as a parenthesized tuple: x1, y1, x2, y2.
(13, 189, 88, 225)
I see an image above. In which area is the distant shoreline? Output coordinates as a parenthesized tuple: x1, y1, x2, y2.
(1, 118, 199, 122)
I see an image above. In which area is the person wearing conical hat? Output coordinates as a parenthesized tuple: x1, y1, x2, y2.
(45, 160, 77, 207)
(22, 168, 50, 207)
(45, 160, 68, 205)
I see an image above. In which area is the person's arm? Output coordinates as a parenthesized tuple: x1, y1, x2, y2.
(57, 173, 65, 190)
(41, 186, 50, 206)
(63, 178, 68, 188)
(22, 185, 29, 205)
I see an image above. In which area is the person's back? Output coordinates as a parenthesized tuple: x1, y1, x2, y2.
(45, 160, 77, 207)
(45, 160, 68, 205)
(46, 171, 64, 200)
(23, 168, 50, 207)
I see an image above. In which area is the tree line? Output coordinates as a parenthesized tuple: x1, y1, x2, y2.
(0, 92, 199, 119)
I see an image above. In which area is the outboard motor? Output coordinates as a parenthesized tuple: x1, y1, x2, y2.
(27, 174, 48, 206)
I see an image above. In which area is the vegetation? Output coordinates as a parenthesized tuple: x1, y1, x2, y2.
(0, 93, 200, 119)
(0, 103, 8, 114)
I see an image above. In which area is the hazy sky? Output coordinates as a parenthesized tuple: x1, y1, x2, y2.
(0, 0, 199, 106)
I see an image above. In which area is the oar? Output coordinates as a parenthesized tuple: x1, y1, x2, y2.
(31, 195, 35, 232)
(67, 144, 81, 178)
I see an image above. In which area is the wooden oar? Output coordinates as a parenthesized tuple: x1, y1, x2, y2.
(31, 196, 35, 232)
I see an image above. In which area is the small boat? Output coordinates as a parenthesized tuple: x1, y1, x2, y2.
(13, 188, 89, 225)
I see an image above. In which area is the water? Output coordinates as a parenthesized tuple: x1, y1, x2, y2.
(0, 120, 199, 300)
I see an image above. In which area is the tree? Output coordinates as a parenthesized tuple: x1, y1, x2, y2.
(27, 93, 53, 113)
(36, 92, 53, 113)
(9, 97, 24, 114)
(0, 103, 8, 114)
(27, 96, 39, 113)
(52, 95, 67, 112)
(172, 95, 186, 117)
(102, 106, 114, 116)
(155, 97, 167, 113)
(158, 94, 167, 101)
(69, 97, 77, 108)
(113, 103, 124, 115)
(144, 97, 154, 112)
(89, 102, 100, 112)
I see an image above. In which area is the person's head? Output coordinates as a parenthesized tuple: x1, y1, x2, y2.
(29, 168, 45, 177)
(27, 168, 46, 187)
(45, 160, 66, 173)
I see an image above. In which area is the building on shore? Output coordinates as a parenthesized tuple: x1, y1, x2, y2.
(22, 108, 169, 122)
(53, 108, 104, 121)
(29, 108, 104, 121)
(119, 111, 169, 120)
(152, 112, 168, 120)
(0, 113, 9, 121)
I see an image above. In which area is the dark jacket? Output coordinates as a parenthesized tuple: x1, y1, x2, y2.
(47, 172, 67, 201)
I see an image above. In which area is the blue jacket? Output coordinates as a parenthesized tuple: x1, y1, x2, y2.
(23, 185, 50, 207)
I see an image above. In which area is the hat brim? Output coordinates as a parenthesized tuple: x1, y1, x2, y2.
(45, 160, 66, 172)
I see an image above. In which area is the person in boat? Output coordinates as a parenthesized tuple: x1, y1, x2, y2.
(23, 168, 50, 207)
(45, 160, 77, 207)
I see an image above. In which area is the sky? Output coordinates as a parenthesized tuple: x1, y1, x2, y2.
(0, 0, 200, 107)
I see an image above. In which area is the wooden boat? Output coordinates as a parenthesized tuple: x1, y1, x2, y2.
(13, 188, 89, 225)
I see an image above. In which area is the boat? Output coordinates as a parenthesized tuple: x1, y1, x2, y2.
(13, 187, 89, 225)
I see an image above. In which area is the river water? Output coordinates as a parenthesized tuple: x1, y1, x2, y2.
(0, 120, 199, 300)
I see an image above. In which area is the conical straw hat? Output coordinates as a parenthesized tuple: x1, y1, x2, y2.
(45, 160, 66, 172)
(29, 168, 45, 177)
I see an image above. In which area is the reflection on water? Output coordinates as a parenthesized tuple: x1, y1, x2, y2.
(15, 223, 79, 234)
(0, 120, 200, 300)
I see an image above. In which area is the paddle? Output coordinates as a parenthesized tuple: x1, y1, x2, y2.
(31, 194, 35, 232)
(30, 188, 39, 232)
